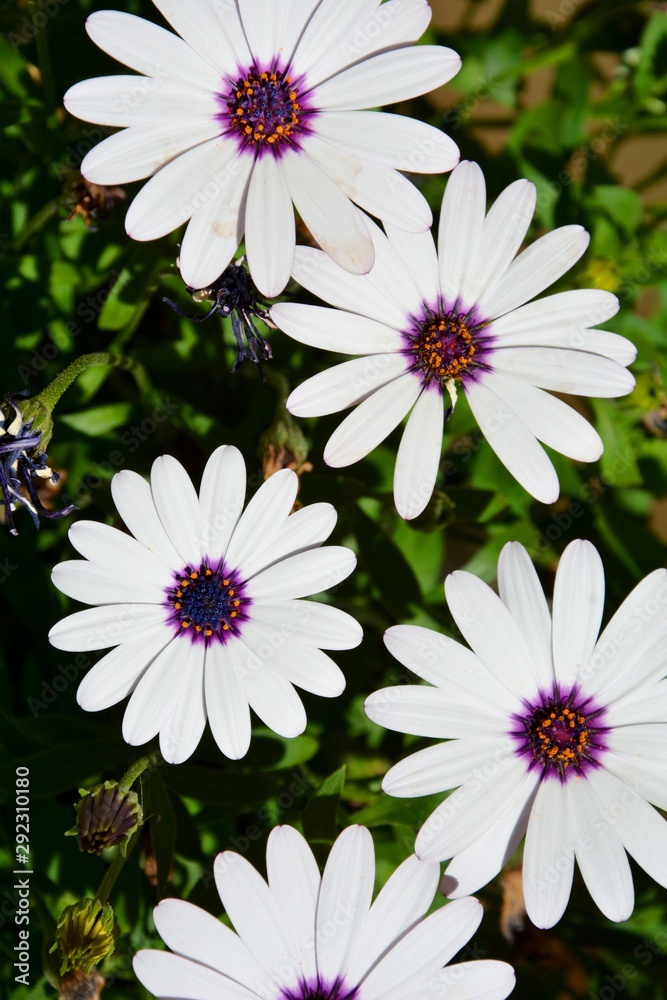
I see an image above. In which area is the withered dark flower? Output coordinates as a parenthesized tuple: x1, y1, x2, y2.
(0, 393, 77, 535)
(164, 256, 275, 379)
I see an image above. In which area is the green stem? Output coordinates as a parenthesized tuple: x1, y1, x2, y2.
(28, 0, 57, 113)
(32, 353, 151, 413)
(95, 829, 140, 907)
(13, 199, 59, 251)
(119, 752, 163, 791)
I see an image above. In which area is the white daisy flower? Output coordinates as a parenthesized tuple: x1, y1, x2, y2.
(365, 540, 667, 928)
(133, 824, 516, 1000)
(273, 160, 637, 519)
(48, 446, 361, 764)
(63, 0, 461, 297)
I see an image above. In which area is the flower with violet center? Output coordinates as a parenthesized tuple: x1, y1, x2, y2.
(133, 824, 516, 1000)
(365, 539, 667, 928)
(272, 160, 637, 519)
(63, 0, 461, 298)
(48, 446, 361, 764)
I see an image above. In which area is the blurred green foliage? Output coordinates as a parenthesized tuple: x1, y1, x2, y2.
(1, 0, 666, 997)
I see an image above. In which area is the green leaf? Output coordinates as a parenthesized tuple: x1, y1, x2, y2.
(302, 765, 346, 843)
(162, 765, 278, 808)
(142, 769, 176, 899)
(353, 793, 444, 829)
(592, 186, 643, 236)
(58, 402, 134, 437)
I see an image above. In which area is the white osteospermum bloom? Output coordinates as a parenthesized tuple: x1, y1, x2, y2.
(48, 447, 361, 764)
(273, 160, 637, 519)
(134, 825, 516, 1000)
(63, 0, 461, 297)
(365, 540, 667, 928)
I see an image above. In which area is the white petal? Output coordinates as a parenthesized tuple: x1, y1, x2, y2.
(319, 0, 433, 81)
(382, 623, 519, 713)
(205, 640, 252, 760)
(49, 605, 168, 652)
(241, 621, 346, 697)
(64, 76, 220, 128)
(394, 386, 443, 520)
(384, 224, 441, 305)
(442, 773, 538, 898)
(240, 503, 337, 582)
(492, 326, 637, 364)
(67, 520, 171, 590)
(246, 547, 356, 601)
(346, 854, 439, 985)
(487, 372, 603, 462)
(466, 179, 536, 305)
(383, 738, 511, 797)
(288, 354, 409, 419)
(489, 345, 635, 397)
(279, 0, 323, 64)
(76, 628, 173, 712)
(584, 569, 667, 701)
(363, 216, 424, 320)
(312, 46, 461, 111)
(266, 826, 320, 983)
(445, 569, 544, 699)
(304, 134, 431, 232)
(324, 373, 422, 467)
(125, 137, 239, 241)
(198, 446, 247, 566)
(238, 646, 307, 738)
(292, 245, 406, 329)
(150, 454, 202, 568)
(283, 149, 374, 275)
(52, 560, 164, 606)
(497, 542, 554, 690)
(133, 950, 252, 1000)
(478, 226, 590, 319)
(315, 112, 458, 174)
(587, 768, 667, 890)
(224, 469, 298, 573)
(178, 154, 254, 290)
(160, 643, 206, 764)
(251, 600, 362, 650)
(271, 302, 404, 355)
(360, 898, 483, 1000)
(419, 961, 516, 1000)
(152, 899, 267, 995)
(85, 10, 223, 89)
(238, 0, 289, 64)
(121, 636, 191, 745)
(415, 756, 533, 862)
(438, 161, 486, 309)
(522, 778, 574, 929)
(366, 685, 507, 741)
(245, 156, 295, 297)
(111, 470, 182, 569)
(151, 0, 245, 76)
(491, 288, 620, 336)
(316, 826, 375, 983)
(568, 776, 634, 922)
(464, 376, 559, 504)
(214, 850, 299, 991)
(82, 120, 222, 185)
(292, 0, 380, 82)
(605, 684, 667, 730)
(602, 746, 667, 811)
(552, 540, 605, 689)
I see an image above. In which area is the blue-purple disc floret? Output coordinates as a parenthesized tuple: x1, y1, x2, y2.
(218, 62, 317, 158)
(164, 560, 250, 645)
(281, 978, 359, 1000)
(510, 685, 610, 782)
(401, 298, 495, 393)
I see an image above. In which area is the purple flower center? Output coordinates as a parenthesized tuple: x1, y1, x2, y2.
(282, 979, 357, 1000)
(165, 563, 249, 644)
(511, 687, 609, 781)
(403, 303, 491, 389)
(221, 66, 314, 155)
